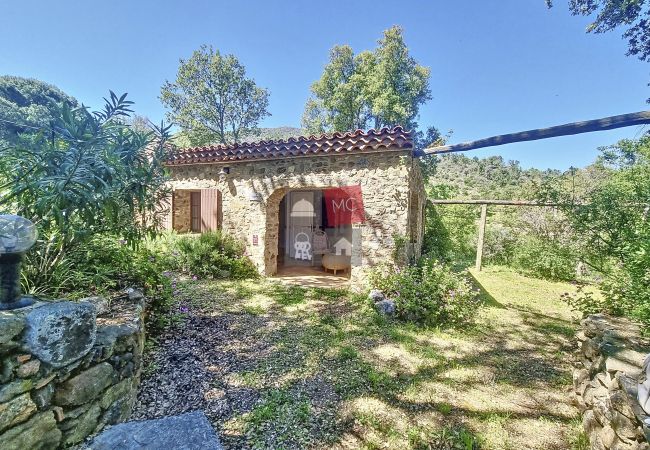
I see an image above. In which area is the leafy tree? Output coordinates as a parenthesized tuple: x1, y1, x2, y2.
(542, 137, 650, 322)
(367, 26, 432, 129)
(415, 125, 447, 181)
(302, 26, 431, 133)
(0, 92, 173, 293)
(161, 45, 270, 146)
(302, 46, 372, 134)
(0, 76, 77, 146)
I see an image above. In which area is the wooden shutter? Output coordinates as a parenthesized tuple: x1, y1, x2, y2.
(200, 189, 222, 232)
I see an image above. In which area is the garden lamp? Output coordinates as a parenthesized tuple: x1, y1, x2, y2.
(0, 215, 37, 310)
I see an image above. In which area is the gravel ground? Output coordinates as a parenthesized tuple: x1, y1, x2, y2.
(132, 307, 270, 448)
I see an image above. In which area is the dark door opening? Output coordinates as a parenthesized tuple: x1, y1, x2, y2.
(276, 189, 352, 278)
(190, 192, 201, 233)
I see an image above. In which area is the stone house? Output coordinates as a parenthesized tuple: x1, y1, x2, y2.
(164, 127, 426, 286)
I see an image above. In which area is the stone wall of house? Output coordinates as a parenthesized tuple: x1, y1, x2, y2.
(168, 148, 424, 285)
(573, 314, 650, 450)
(172, 190, 191, 233)
(0, 293, 145, 449)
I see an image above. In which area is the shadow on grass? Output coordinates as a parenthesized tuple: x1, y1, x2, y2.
(467, 271, 505, 309)
(135, 278, 578, 450)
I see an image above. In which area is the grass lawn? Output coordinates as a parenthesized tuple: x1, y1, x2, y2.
(135, 266, 589, 450)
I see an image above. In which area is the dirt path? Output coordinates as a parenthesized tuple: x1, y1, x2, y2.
(132, 268, 583, 449)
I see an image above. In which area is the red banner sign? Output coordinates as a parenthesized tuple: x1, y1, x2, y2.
(323, 185, 365, 226)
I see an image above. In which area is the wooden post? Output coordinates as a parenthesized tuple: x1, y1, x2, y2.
(475, 204, 487, 271)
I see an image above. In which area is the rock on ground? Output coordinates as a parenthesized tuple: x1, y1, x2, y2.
(86, 410, 222, 450)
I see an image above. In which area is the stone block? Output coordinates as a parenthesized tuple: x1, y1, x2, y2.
(61, 403, 100, 446)
(0, 312, 24, 345)
(608, 390, 637, 420)
(53, 362, 115, 406)
(610, 440, 641, 450)
(100, 379, 133, 409)
(574, 368, 589, 391)
(16, 359, 40, 378)
(594, 398, 614, 424)
(63, 402, 92, 419)
(22, 301, 97, 368)
(583, 338, 600, 359)
(0, 393, 36, 432)
(611, 410, 639, 441)
(95, 322, 139, 355)
(52, 406, 64, 422)
(34, 374, 55, 390)
(79, 296, 110, 316)
(99, 393, 134, 428)
(600, 425, 618, 448)
(0, 357, 16, 384)
(0, 378, 32, 402)
(584, 409, 603, 436)
(88, 411, 223, 450)
(0, 411, 61, 450)
(607, 357, 642, 378)
(32, 382, 54, 409)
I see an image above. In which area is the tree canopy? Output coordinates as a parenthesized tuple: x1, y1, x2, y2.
(302, 26, 431, 134)
(0, 76, 78, 146)
(161, 45, 270, 146)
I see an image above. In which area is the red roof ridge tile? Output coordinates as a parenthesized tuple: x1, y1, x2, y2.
(166, 126, 412, 166)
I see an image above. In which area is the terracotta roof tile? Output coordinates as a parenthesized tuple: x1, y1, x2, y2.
(165, 126, 412, 166)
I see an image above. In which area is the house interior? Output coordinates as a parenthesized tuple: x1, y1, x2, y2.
(277, 190, 353, 278)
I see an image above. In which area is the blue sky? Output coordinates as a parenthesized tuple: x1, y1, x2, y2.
(2, 0, 648, 169)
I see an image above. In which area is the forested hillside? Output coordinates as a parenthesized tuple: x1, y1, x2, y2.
(429, 154, 559, 200)
(173, 126, 303, 147)
(238, 126, 303, 142)
(425, 154, 609, 280)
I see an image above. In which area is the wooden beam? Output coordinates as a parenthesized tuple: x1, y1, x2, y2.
(418, 111, 650, 156)
(428, 199, 567, 206)
(475, 204, 487, 272)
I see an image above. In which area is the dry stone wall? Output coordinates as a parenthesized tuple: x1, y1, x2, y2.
(573, 314, 650, 450)
(168, 149, 424, 286)
(0, 293, 145, 449)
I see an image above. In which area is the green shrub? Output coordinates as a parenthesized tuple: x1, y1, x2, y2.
(483, 224, 518, 266)
(512, 236, 576, 281)
(173, 231, 258, 279)
(421, 205, 452, 261)
(565, 245, 650, 329)
(58, 234, 172, 299)
(561, 285, 609, 317)
(370, 258, 481, 326)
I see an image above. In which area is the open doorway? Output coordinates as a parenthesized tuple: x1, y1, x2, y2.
(277, 189, 353, 279)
